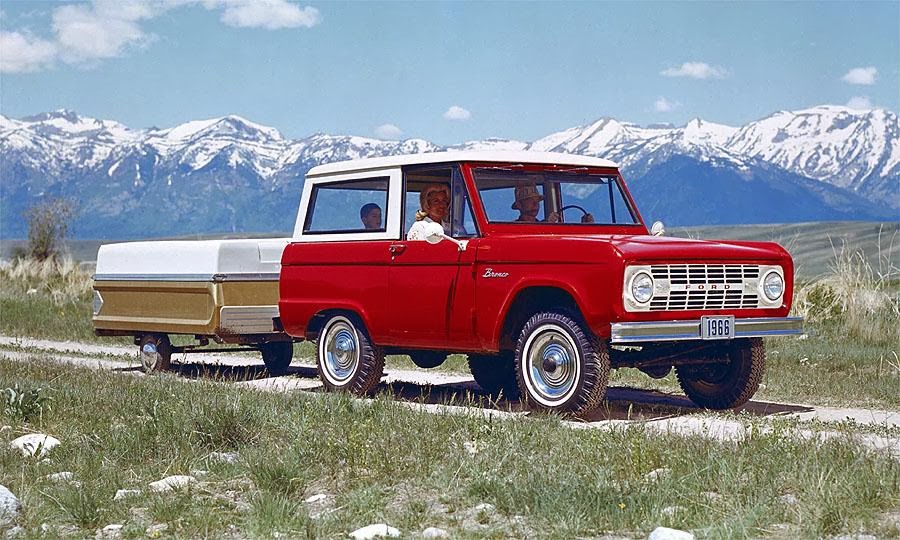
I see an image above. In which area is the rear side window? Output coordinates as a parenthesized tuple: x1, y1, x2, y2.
(303, 177, 389, 234)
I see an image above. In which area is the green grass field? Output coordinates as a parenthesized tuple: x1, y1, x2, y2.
(1, 224, 899, 537)
(2, 359, 898, 539)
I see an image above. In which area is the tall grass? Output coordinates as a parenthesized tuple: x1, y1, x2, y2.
(0, 257, 101, 342)
(793, 232, 899, 345)
(0, 257, 92, 305)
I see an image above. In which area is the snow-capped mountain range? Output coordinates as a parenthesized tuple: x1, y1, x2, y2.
(1, 105, 897, 238)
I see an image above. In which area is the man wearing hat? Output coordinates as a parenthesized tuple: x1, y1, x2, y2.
(513, 183, 559, 222)
(513, 182, 594, 223)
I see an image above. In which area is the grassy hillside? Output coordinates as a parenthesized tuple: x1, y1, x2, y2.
(2, 221, 897, 280)
(670, 221, 899, 279)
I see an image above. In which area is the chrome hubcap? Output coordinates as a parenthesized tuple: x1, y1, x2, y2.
(323, 319, 359, 383)
(525, 325, 579, 404)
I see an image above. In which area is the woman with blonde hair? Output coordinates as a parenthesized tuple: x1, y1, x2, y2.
(407, 183, 451, 240)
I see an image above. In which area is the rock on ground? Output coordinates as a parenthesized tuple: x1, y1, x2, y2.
(0, 485, 20, 527)
(648, 527, 694, 540)
(10, 434, 60, 458)
(421, 527, 449, 538)
(113, 489, 142, 501)
(644, 468, 671, 482)
(148, 475, 195, 492)
(207, 452, 239, 465)
(348, 523, 401, 539)
(46, 472, 74, 483)
(304, 494, 327, 504)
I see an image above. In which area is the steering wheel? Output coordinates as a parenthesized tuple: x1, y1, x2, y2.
(558, 204, 589, 218)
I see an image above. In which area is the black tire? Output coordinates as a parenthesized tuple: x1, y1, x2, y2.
(514, 312, 609, 416)
(260, 341, 293, 375)
(316, 314, 384, 395)
(409, 351, 448, 369)
(138, 334, 171, 373)
(675, 338, 766, 409)
(467, 352, 520, 399)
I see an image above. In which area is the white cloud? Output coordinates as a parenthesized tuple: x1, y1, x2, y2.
(443, 105, 471, 121)
(1, 0, 321, 73)
(846, 96, 873, 110)
(52, 0, 155, 64)
(375, 124, 402, 139)
(0, 31, 57, 73)
(654, 97, 680, 112)
(661, 62, 727, 80)
(841, 66, 877, 85)
(218, 0, 321, 29)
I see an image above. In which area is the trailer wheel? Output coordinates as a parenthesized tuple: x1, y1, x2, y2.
(676, 338, 765, 409)
(515, 311, 609, 416)
(409, 351, 447, 369)
(138, 334, 171, 373)
(468, 352, 519, 399)
(260, 341, 293, 375)
(317, 314, 384, 395)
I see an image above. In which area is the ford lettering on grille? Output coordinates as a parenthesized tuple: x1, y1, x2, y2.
(650, 264, 760, 311)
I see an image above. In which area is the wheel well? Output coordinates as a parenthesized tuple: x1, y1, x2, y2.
(499, 287, 581, 351)
(305, 309, 360, 341)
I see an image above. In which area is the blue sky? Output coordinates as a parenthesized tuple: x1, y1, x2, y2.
(1, 1, 897, 145)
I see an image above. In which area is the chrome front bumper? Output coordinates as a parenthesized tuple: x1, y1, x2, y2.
(610, 317, 804, 344)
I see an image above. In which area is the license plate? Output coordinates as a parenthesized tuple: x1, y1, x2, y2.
(701, 315, 734, 340)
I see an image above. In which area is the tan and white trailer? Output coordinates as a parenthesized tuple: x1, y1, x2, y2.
(92, 238, 296, 373)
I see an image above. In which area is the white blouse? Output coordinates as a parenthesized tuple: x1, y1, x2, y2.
(407, 216, 451, 240)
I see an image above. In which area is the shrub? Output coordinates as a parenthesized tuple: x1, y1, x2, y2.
(13, 198, 77, 262)
(2, 383, 52, 423)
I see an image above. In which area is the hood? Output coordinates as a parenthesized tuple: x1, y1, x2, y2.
(608, 235, 788, 263)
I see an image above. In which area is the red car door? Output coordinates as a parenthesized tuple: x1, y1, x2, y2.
(386, 239, 478, 349)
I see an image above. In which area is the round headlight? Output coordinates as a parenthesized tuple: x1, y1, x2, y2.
(763, 271, 784, 301)
(631, 272, 654, 304)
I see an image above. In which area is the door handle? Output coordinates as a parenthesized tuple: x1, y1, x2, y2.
(389, 244, 406, 255)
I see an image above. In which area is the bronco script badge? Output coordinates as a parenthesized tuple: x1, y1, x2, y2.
(482, 268, 509, 278)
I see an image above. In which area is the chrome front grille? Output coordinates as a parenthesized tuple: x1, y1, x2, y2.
(648, 264, 760, 311)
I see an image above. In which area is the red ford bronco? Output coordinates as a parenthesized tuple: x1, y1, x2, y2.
(279, 151, 803, 416)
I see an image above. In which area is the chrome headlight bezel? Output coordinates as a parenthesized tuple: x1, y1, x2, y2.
(756, 266, 786, 307)
(623, 265, 655, 311)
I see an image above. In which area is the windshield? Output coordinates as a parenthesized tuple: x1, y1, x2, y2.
(472, 167, 640, 225)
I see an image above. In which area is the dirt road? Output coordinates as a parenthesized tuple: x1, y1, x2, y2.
(2, 336, 897, 456)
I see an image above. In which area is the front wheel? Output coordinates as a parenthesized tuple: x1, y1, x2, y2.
(316, 314, 384, 395)
(260, 341, 293, 375)
(675, 338, 765, 409)
(514, 312, 609, 416)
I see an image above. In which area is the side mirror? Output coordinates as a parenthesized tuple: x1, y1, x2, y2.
(424, 222, 468, 251)
(650, 221, 665, 237)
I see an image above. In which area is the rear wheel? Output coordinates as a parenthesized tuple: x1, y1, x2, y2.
(409, 351, 448, 369)
(260, 341, 293, 375)
(317, 314, 384, 395)
(514, 312, 608, 416)
(675, 338, 765, 409)
(467, 352, 519, 399)
(138, 334, 171, 373)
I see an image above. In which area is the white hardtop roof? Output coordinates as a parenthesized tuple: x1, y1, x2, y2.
(306, 151, 619, 177)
